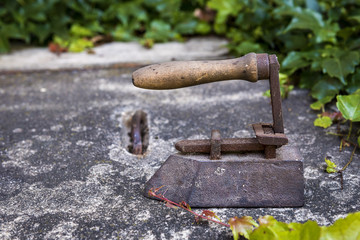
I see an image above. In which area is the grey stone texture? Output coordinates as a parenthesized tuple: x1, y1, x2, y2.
(0, 39, 359, 239)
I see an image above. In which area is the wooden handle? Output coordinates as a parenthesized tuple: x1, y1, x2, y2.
(132, 53, 270, 90)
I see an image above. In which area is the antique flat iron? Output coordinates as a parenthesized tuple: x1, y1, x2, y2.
(132, 53, 304, 207)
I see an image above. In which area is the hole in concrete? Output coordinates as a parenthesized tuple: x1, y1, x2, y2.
(125, 110, 149, 155)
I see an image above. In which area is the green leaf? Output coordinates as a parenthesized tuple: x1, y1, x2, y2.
(320, 212, 360, 240)
(144, 20, 179, 42)
(234, 41, 262, 55)
(229, 216, 258, 240)
(325, 157, 337, 173)
(252, 216, 321, 240)
(68, 38, 93, 52)
(276, 6, 338, 43)
(175, 20, 198, 35)
(358, 136, 360, 146)
(282, 51, 310, 74)
(346, 70, 360, 94)
(112, 26, 134, 41)
(207, 0, 243, 34)
(53, 36, 69, 48)
(196, 22, 211, 35)
(295, 221, 321, 240)
(336, 92, 360, 122)
(310, 78, 343, 100)
(0, 35, 10, 53)
(310, 96, 333, 110)
(70, 24, 93, 37)
(322, 51, 360, 85)
(314, 116, 332, 128)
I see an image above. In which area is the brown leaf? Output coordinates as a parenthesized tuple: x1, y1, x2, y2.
(201, 210, 220, 221)
(91, 35, 112, 46)
(180, 201, 191, 210)
(48, 42, 67, 55)
(228, 216, 258, 240)
(193, 7, 216, 22)
(321, 111, 344, 122)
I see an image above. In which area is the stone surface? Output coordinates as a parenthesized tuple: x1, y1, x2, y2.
(0, 67, 359, 239)
(145, 146, 304, 207)
(0, 37, 228, 72)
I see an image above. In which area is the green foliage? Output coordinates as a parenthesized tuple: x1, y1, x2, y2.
(245, 212, 360, 240)
(325, 157, 337, 173)
(314, 116, 332, 129)
(0, 0, 203, 53)
(151, 187, 360, 240)
(336, 90, 360, 122)
(310, 96, 333, 111)
(1, 0, 359, 107)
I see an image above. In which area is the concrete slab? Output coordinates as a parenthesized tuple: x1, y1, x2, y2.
(0, 37, 228, 72)
(0, 67, 359, 239)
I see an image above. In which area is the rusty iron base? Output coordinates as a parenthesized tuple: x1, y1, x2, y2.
(144, 146, 304, 207)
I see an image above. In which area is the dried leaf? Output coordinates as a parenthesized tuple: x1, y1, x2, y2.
(202, 210, 220, 221)
(320, 112, 343, 122)
(180, 201, 191, 210)
(229, 216, 258, 240)
(341, 139, 351, 149)
(194, 7, 216, 22)
(48, 42, 67, 54)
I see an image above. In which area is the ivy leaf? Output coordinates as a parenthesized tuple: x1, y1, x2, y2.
(322, 51, 360, 85)
(310, 96, 333, 110)
(346, 70, 360, 94)
(229, 216, 258, 240)
(320, 212, 360, 240)
(0, 35, 10, 53)
(336, 92, 360, 122)
(234, 41, 263, 55)
(70, 24, 93, 37)
(202, 210, 220, 221)
(112, 26, 134, 41)
(358, 136, 360, 147)
(314, 116, 332, 128)
(282, 51, 311, 74)
(207, 0, 243, 34)
(276, 6, 338, 43)
(144, 20, 179, 42)
(310, 78, 343, 101)
(68, 38, 94, 52)
(195, 21, 212, 35)
(325, 157, 337, 173)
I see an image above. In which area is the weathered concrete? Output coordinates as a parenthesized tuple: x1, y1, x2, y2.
(0, 68, 359, 239)
(0, 37, 228, 72)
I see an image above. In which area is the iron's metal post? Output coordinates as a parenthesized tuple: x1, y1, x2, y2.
(268, 55, 284, 134)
